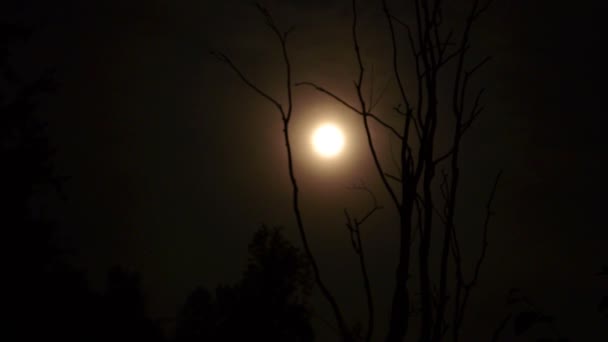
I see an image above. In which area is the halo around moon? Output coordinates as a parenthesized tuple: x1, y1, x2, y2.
(311, 123, 345, 158)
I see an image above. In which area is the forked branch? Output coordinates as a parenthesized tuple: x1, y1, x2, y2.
(344, 183, 381, 342)
(296, 81, 404, 140)
(212, 4, 351, 340)
(452, 170, 502, 341)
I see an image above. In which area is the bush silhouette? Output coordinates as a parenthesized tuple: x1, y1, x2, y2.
(177, 225, 314, 341)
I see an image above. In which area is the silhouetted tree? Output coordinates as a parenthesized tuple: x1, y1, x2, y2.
(214, 1, 499, 341)
(0, 15, 87, 342)
(1, 13, 165, 342)
(98, 266, 166, 342)
(176, 225, 314, 342)
(1, 27, 58, 277)
(176, 287, 216, 341)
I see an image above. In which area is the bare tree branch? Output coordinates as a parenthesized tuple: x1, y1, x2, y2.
(295, 81, 361, 113)
(471, 170, 502, 288)
(382, 0, 412, 112)
(210, 51, 284, 118)
(344, 183, 381, 342)
(370, 75, 394, 112)
(213, 4, 352, 340)
(296, 82, 404, 140)
(490, 313, 512, 342)
(453, 170, 502, 339)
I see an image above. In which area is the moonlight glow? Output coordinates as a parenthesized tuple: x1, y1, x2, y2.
(311, 124, 345, 158)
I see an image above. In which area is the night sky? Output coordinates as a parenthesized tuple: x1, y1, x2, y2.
(6, 0, 608, 340)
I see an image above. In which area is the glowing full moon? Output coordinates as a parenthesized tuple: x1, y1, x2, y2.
(312, 124, 345, 158)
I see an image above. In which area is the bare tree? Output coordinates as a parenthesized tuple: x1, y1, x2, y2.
(211, 5, 353, 341)
(213, 1, 501, 341)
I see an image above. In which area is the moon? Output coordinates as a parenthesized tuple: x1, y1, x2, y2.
(311, 123, 345, 158)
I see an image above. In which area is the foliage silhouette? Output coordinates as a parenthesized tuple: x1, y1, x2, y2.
(1, 15, 166, 341)
(97, 266, 166, 342)
(0, 16, 82, 341)
(176, 225, 314, 342)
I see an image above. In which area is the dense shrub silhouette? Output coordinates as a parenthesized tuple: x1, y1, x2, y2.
(176, 225, 314, 341)
(96, 266, 166, 342)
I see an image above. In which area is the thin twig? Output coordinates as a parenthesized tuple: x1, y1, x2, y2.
(296, 81, 404, 140)
(210, 51, 284, 118)
(344, 182, 380, 342)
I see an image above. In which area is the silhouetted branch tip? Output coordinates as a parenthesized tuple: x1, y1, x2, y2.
(467, 56, 492, 76)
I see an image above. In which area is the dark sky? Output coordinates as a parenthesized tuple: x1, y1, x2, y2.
(9, 0, 608, 340)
